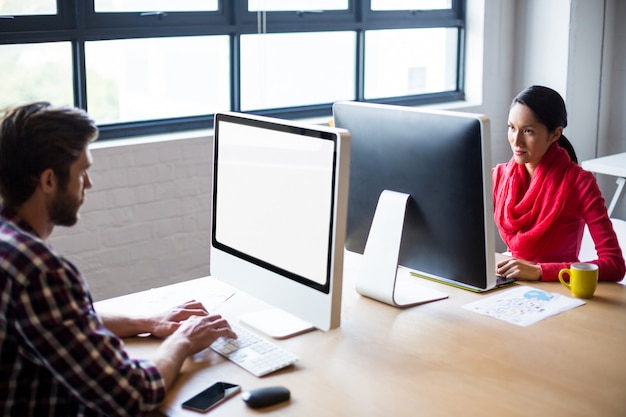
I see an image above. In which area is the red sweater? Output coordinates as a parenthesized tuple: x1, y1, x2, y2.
(493, 146, 625, 282)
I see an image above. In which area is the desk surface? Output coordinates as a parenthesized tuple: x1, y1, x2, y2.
(582, 152, 626, 177)
(95, 252, 626, 417)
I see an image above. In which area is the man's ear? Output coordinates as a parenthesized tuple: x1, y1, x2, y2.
(39, 168, 57, 194)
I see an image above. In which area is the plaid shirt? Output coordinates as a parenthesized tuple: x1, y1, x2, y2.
(0, 206, 166, 416)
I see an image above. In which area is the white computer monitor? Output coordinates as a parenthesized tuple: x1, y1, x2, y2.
(210, 112, 350, 338)
(333, 101, 512, 306)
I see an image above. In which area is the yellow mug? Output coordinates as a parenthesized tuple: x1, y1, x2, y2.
(558, 263, 598, 298)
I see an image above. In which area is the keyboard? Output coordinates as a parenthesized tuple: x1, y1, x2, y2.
(209, 323, 299, 377)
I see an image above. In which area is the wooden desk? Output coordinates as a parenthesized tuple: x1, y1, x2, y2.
(95, 252, 626, 417)
(582, 152, 626, 216)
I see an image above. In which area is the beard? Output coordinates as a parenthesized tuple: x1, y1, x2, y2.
(48, 188, 83, 227)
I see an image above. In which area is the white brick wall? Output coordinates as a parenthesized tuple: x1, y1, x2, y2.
(49, 132, 214, 301)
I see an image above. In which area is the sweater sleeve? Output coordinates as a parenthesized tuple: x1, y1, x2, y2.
(539, 171, 625, 282)
(539, 262, 577, 282)
(580, 172, 626, 281)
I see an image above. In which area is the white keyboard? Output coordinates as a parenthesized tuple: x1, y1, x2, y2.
(209, 323, 299, 377)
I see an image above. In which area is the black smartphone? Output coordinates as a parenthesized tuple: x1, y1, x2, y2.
(181, 382, 241, 413)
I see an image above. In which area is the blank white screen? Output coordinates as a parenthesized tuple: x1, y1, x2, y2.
(214, 121, 335, 287)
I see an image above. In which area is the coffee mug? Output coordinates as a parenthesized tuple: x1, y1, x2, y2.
(558, 263, 598, 298)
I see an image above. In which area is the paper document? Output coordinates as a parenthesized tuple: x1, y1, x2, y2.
(462, 285, 585, 327)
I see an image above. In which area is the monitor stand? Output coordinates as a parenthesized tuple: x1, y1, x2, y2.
(355, 190, 448, 307)
(239, 308, 315, 340)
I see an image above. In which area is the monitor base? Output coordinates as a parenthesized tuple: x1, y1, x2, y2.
(356, 190, 448, 307)
(240, 308, 315, 339)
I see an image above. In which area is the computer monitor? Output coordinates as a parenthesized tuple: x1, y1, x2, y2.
(210, 111, 350, 338)
(333, 101, 509, 305)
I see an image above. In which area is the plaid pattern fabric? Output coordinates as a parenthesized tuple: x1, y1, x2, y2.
(0, 206, 165, 416)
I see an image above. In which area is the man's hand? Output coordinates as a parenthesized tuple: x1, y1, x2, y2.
(154, 313, 237, 390)
(168, 313, 237, 356)
(98, 300, 213, 339)
(150, 300, 210, 338)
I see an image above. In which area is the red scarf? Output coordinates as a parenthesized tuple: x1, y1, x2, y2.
(494, 144, 579, 257)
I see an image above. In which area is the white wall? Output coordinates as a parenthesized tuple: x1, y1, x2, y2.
(461, 0, 516, 166)
(565, 0, 605, 161)
(596, 0, 626, 219)
(601, 0, 626, 157)
(51, 134, 214, 300)
(49, 0, 626, 300)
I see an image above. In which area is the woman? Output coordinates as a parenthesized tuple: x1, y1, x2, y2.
(493, 85, 625, 281)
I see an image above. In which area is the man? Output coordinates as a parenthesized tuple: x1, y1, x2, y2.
(0, 102, 236, 416)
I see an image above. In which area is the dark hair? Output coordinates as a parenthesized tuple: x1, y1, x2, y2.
(512, 85, 578, 163)
(0, 102, 98, 208)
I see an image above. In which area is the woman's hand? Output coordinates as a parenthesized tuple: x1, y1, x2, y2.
(496, 257, 542, 281)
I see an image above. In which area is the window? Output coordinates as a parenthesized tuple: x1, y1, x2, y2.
(0, 0, 465, 140)
(240, 31, 356, 110)
(85, 36, 230, 124)
(0, 1, 57, 15)
(93, 0, 218, 13)
(364, 28, 459, 99)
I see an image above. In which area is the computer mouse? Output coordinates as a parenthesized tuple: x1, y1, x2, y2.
(241, 386, 290, 409)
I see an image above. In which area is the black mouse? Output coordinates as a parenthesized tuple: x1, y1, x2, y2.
(241, 386, 290, 409)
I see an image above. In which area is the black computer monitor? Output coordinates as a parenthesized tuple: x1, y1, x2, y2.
(333, 101, 506, 304)
(211, 111, 350, 337)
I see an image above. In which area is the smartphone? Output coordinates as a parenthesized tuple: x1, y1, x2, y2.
(181, 382, 241, 413)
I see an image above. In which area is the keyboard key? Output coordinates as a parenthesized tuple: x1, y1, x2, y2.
(210, 324, 299, 377)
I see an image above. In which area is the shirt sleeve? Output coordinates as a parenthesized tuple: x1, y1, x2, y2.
(15, 259, 166, 416)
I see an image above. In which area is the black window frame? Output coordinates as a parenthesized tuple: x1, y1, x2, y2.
(0, 0, 466, 140)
